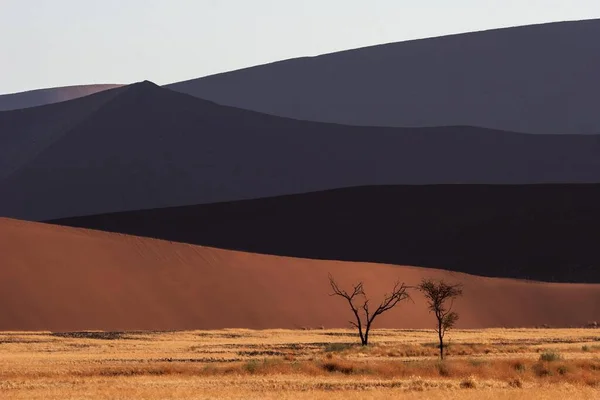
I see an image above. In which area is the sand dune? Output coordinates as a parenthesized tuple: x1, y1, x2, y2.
(168, 19, 600, 134)
(0, 86, 126, 180)
(5, 20, 599, 135)
(1, 218, 598, 331)
(4, 81, 600, 221)
(51, 184, 600, 283)
(0, 84, 122, 111)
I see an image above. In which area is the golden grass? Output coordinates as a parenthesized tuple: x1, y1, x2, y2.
(0, 328, 599, 399)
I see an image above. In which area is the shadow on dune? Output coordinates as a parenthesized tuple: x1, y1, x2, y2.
(49, 184, 600, 283)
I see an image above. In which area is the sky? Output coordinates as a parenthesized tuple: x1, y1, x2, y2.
(1, 0, 599, 94)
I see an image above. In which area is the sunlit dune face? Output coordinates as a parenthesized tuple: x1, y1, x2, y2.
(1, 217, 599, 332)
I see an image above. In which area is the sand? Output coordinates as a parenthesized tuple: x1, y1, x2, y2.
(50, 184, 600, 283)
(5, 81, 600, 222)
(168, 19, 600, 135)
(1, 218, 598, 331)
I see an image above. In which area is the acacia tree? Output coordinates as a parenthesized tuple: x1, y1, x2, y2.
(417, 278, 463, 360)
(329, 273, 410, 346)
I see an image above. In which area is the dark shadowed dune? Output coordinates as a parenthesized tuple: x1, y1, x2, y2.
(2, 217, 599, 331)
(168, 19, 600, 134)
(0, 84, 123, 111)
(50, 184, 600, 283)
(4, 81, 600, 221)
(0, 86, 127, 180)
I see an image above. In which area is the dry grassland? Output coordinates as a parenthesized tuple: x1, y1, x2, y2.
(1, 328, 599, 399)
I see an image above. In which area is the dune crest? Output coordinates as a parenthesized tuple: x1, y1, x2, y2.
(4, 81, 600, 221)
(0, 84, 123, 111)
(168, 19, 600, 134)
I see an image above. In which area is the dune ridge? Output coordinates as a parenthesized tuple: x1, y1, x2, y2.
(3, 20, 600, 134)
(5, 82, 600, 221)
(0, 84, 123, 111)
(1, 217, 598, 331)
(167, 19, 600, 134)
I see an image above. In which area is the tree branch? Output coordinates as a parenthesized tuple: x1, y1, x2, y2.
(329, 273, 410, 346)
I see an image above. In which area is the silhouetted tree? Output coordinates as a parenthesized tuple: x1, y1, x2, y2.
(418, 278, 463, 360)
(329, 273, 410, 346)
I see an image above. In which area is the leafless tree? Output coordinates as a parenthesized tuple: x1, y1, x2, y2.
(328, 273, 410, 346)
(417, 278, 463, 360)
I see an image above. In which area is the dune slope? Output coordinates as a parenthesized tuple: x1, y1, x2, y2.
(4, 81, 600, 221)
(1, 218, 599, 331)
(50, 184, 600, 283)
(0, 85, 127, 179)
(168, 19, 600, 134)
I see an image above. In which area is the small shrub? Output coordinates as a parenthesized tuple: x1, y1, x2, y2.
(533, 362, 552, 377)
(557, 365, 569, 375)
(539, 351, 561, 362)
(508, 377, 523, 388)
(437, 361, 450, 377)
(459, 377, 477, 389)
(582, 345, 590, 352)
(243, 360, 259, 374)
(322, 361, 354, 374)
(512, 361, 526, 372)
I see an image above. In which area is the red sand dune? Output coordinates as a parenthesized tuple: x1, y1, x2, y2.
(1, 218, 599, 331)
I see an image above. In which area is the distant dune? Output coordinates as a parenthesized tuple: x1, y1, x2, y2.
(50, 184, 600, 283)
(4, 20, 599, 134)
(0, 84, 122, 111)
(0, 86, 127, 180)
(167, 19, 600, 134)
(1, 218, 598, 331)
(4, 81, 600, 221)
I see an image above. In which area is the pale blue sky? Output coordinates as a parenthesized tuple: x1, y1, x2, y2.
(2, 0, 599, 94)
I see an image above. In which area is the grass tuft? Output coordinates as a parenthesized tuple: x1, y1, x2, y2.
(459, 376, 477, 389)
(539, 351, 562, 362)
(557, 365, 569, 375)
(533, 362, 553, 377)
(322, 360, 354, 374)
(512, 360, 526, 372)
(508, 377, 523, 388)
(437, 361, 450, 377)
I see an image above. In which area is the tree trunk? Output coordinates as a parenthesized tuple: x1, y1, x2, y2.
(438, 321, 444, 360)
(363, 329, 369, 346)
(357, 327, 366, 346)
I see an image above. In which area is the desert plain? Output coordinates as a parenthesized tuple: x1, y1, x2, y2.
(1, 218, 599, 399)
(1, 328, 599, 399)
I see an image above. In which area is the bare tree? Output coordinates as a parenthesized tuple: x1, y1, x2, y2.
(417, 278, 463, 360)
(329, 273, 410, 346)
